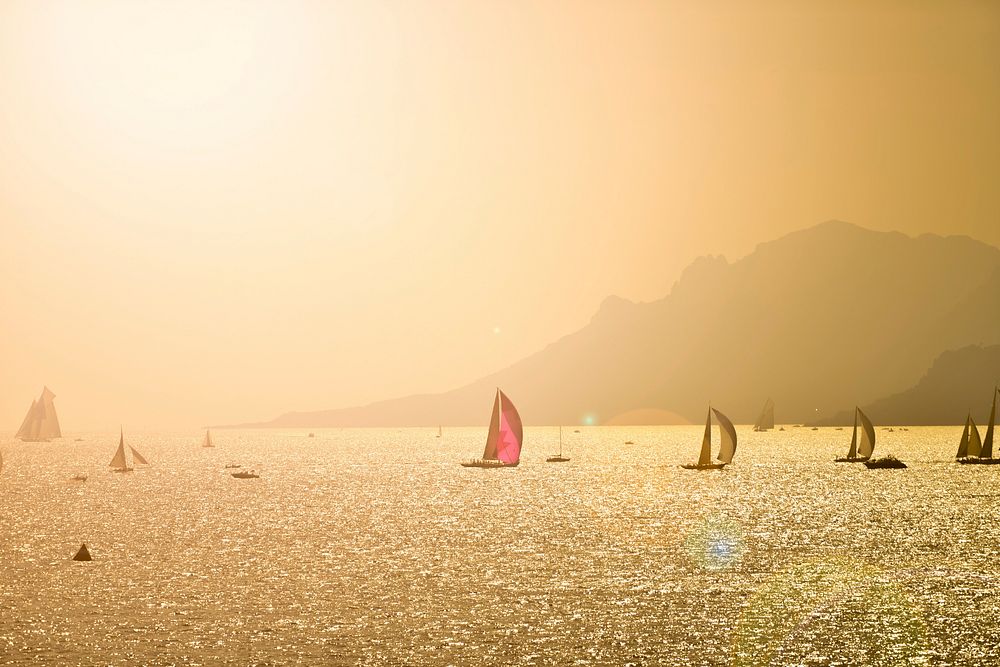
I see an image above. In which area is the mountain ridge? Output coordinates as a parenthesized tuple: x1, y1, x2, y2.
(224, 220, 1000, 428)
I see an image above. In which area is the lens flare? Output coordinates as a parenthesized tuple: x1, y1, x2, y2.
(684, 514, 743, 571)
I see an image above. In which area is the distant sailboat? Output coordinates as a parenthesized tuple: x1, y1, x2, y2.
(109, 428, 149, 473)
(546, 426, 570, 463)
(15, 387, 61, 442)
(461, 389, 522, 468)
(681, 406, 737, 470)
(753, 398, 775, 432)
(834, 407, 875, 462)
(437, 425, 442, 438)
(959, 387, 1000, 465)
(202, 429, 214, 448)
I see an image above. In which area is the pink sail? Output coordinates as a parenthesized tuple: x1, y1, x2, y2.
(496, 390, 523, 465)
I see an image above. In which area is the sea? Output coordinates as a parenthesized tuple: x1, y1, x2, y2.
(1, 426, 998, 666)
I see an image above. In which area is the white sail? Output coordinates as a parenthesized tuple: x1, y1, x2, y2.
(857, 408, 876, 459)
(968, 418, 983, 458)
(957, 414, 972, 459)
(754, 399, 775, 431)
(109, 429, 129, 469)
(481, 390, 501, 460)
(713, 408, 738, 463)
(981, 387, 997, 459)
(203, 429, 213, 448)
(130, 446, 149, 465)
(698, 407, 713, 466)
(846, 408, 859, 458)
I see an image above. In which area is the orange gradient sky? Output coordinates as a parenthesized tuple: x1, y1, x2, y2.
(2, 1, 998, 429)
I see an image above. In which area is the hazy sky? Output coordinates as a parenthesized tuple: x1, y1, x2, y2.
(2, 1, 998, 430)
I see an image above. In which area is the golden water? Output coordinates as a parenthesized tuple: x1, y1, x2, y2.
(0, 426, 996, 665)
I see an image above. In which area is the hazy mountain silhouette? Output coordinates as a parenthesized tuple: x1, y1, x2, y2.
(816, 345, 1000, 426)
(231, 221, 1000, 428)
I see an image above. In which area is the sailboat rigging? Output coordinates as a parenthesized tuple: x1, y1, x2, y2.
(202, 429, 214, 448)
(109, 428, 150, 473)
(461, 389, 523, 468)
(681, 406, 737, 470)
(959, 387, 1000, 465)
(546, 425, 570, 463)
(753, 398, 775, 432)
(15, 387, 62, 442)
(834, 407, 875, 462)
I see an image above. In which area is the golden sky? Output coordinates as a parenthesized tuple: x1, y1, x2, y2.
(1, 0, 998, 429)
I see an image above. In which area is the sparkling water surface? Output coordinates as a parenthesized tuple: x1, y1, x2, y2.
(1, 426, 997, 665)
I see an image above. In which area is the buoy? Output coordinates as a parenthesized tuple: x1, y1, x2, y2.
(72, 543, 92, 561)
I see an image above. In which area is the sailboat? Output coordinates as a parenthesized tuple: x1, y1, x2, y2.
(202, 429, 214, 448)
(959, 387, 1000, 465)
(461, 389, 523, 468)
(109, 428, 150, 473)
(437, 425, 442, 438)
(546, 426, 570, 463)
(681, 406, 737, 470)
(834, 407, 876, 462)
(15, 387, 62, 442)
(753, 398, 775, 432)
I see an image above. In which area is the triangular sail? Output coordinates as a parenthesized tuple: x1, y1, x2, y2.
(15, 400, 37, 439)
(981, 388, 998, 459)
(846, 409, 859, 459)
(37, 387, 61, 439)
(129, 446, 149, 466)
(28, 411, 42, 441)
(109, 429, 128, 468)
(713, 408, 737, 463)
(754, 399, 775, 431)
(481, 390, 501, 460)
(203, 429, 213, 448)
(957, 414, 972, 459)
(969, 418, 983, 458)
(496, 390, 523, 465)
(698, 407, 713, 466)
(857, 408, 876, 459)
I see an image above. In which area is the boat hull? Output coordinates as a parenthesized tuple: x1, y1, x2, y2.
(834, 457, 869, 463)
(957, 458, 1000, 465)
(680, 463, 726, 470)
(545, 456, 570, 463)
(112, 467, 133, 473)
(231, 472, 260, 479)
(461, 459, 518, 468)
(864, 457, 907, 469)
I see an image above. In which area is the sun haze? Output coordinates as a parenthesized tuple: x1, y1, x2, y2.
(1, 1, 997, 428)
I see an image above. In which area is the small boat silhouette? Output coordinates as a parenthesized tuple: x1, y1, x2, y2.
(681, 406, 736, 470)
(546, 426, 570, 463)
